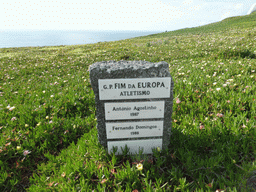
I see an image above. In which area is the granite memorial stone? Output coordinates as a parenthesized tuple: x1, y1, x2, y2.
(89, 60, 174, 155)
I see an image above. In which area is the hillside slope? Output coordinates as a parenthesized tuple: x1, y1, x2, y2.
(0, 10, 256, 192)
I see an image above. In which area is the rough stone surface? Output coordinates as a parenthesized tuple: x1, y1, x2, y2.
(89, 60, 174, 154)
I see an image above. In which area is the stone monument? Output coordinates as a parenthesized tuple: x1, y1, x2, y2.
(89, 60, 174, 155)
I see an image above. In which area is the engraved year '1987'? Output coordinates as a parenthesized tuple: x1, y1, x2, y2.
(130, 112, 139, 116)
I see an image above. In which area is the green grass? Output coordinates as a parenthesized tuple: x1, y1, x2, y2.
(0, 12, 256, 192)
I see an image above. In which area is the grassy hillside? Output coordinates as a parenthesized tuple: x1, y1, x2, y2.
(0, 12, 255, 192)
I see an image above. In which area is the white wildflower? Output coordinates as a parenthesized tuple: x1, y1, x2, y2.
(23, 150, 31, 156)
(11, 117, 17, 121)
(9, 106, 15, 111)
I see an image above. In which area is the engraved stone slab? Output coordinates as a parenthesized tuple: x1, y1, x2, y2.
(108, 139, 163, 154)
(99, 77, 171, 100)
(105, 101, 165, 120)
(89, 60, 174, 155)
(106, 121, 164, 139)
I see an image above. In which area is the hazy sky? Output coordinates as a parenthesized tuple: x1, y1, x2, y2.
(1, 0, 254, 31)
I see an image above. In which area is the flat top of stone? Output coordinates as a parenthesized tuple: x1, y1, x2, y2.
(89, 60, 169, 73)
